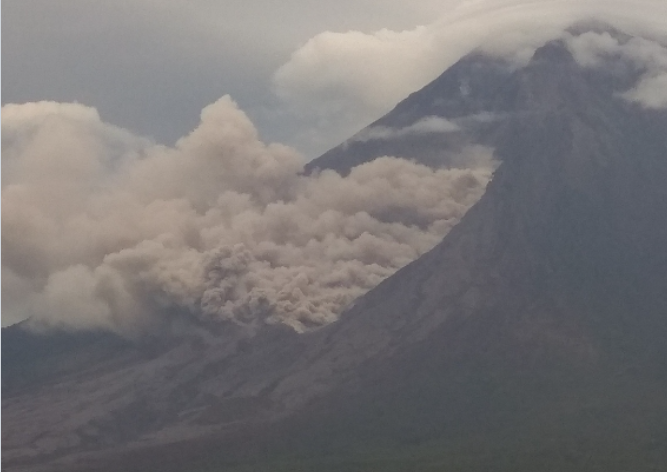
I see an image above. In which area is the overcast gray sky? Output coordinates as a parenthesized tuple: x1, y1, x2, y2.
(2, 0, 447, 158)
(3, 0, 667, 158)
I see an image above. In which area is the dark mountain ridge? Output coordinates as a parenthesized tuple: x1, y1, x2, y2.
(4, 35, 667, 471)
(305, 24, 651, 176)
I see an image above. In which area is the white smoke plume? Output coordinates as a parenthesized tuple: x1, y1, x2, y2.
(2, 97, 493, 335)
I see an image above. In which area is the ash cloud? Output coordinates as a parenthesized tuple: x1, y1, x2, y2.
(2, 98, 493, 334)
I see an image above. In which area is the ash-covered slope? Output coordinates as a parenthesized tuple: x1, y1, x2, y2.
(4, 35, 667, 472)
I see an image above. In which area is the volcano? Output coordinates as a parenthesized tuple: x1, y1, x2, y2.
(4, 29, 667, 472)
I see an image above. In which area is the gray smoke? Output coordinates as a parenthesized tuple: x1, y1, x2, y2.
(2, 97, 494, 334)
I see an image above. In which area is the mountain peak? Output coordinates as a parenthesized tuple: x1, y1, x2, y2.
(305, 34, 609, 176)
(530, 39, 576, 65)
(4, 26, 667, 472)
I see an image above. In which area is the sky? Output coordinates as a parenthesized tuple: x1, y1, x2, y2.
(5, 0, 666, 159)
(3, 0, 667, 333)
(3, 0, 447, 158)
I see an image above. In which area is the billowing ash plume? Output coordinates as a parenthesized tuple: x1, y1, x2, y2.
(2, 97, 494, 335)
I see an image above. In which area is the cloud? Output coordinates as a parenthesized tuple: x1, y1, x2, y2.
(2, 98, 493, 334)
(5, 1, 666, 161)
(0, 0, 460, 160)
(274, 27, 442, 113)
(350, 116, 460, 143)
(623, 73, 667, 108)
(273, 0, 667, 154)
(564, 30, 667, 108)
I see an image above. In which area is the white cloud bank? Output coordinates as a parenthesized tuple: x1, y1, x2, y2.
(2, 98, 493, 334)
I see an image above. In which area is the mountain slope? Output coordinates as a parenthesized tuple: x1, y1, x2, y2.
(238, 38, 667, 471)
(305, 53, 517, 175)
(305, 24, 650, 177)
(268, 38, 667, 408)
(3, 34, 667, 472)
